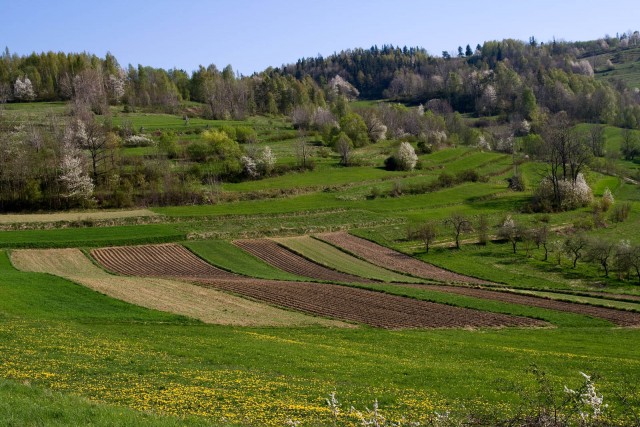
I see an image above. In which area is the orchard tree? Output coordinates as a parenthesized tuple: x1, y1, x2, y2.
(585, 239, 616, 277)
(564, 234, 588, 268)
(445, 213, 473, 249)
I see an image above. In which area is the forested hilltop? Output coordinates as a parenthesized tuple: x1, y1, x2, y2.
(0, 31, 639, 211)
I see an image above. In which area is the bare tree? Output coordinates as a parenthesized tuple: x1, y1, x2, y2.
(533, 224, 550, 261)
(295, 140, 314, 170)
(564, 234, 588, 268)
(444, 213, 473, 249)
(585, 239, 616, 277)
(541, 112, 592, 208)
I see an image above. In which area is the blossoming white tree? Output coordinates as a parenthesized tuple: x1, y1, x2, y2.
(395, 142, 418, 171)
(59, 127, 94, 202)
(14, 76, 36, 101)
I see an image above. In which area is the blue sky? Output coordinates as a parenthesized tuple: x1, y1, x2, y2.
(2, 0, 638, 75)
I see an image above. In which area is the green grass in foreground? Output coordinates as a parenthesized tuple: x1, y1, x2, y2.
(2, 249, 640, 427)
(184, 240, 307, 281)
(0, 379, 214, 427)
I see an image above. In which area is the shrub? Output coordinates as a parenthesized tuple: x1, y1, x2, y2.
(610, 202, 631, 223)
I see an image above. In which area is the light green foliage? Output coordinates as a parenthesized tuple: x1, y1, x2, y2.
(339, 112, 369, 147)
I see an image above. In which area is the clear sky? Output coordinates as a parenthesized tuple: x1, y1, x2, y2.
(2, 0, 638, 75)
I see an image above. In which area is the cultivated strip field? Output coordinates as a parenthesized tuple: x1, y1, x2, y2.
(0, 209, 157, 224)
(428, 285, 640, 327)
(191, 278, 546, 329)
(90, 244, 545, 329)
(317, 232, 492, 285)
(92, 243, 238, 279)
(11, 248, 345, 327)
(274, 235, 424, 283)
(233, 238, 379, 283)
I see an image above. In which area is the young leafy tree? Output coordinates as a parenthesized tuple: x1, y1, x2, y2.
(477, 214, 490, 245)
(333, 132, 353, 166)
(444, 213, 473, 249)
(416, 221, 438, 253)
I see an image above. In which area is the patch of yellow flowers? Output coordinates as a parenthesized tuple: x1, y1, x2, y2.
(0, 321, 445, 426)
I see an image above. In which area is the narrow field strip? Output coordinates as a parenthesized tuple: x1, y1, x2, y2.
(426, 285, 640, 327)
(274, 235, 424, 283)
(0, 209, 158, 224)
(509, 289, 640, 312)
(233, 238, 379, 284)
(317, 231, 492, 285)
(10, 248, 345, 327)
(90, 243, 545, 329)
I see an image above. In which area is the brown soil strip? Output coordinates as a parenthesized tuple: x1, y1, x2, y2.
(233, 238, 378, 284)
(92, 243, 239, 279)
(317, 232, 491, 285)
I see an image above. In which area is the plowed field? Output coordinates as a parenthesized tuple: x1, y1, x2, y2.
(317, 232, 491, 285)
(191, 278, 545, 329)
(233, 239, 378, 283)
(92, 243, 238, 279)
(91, 243, 545, 329)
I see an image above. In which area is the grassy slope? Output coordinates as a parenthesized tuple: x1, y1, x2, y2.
(0, 379, 214, 427)
(2, 249, 639, 425)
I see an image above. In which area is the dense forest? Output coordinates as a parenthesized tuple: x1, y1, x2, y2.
(1, 31, 639, 212)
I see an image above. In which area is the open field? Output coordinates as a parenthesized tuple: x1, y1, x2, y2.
(11, 248, 344, 327)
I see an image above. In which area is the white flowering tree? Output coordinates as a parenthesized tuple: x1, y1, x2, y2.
(240, 155, 258, 178)
(256, 146, 276, 176)
(395, 142, 418, 171)
(59, 127, 94, 202)
(14, 76, 36, 101)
